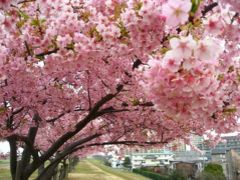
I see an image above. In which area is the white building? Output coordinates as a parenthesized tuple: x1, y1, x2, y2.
(130, 150, 174, 169)
(108, 155, 123, 168)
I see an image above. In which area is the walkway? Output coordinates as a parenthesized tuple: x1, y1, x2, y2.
(67, 159, 148, 180)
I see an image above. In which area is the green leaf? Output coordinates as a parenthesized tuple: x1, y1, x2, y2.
(31, 18, 45, 27)
(223, 107, 237, 113)
(217, 74, 224, 81)
(0, 107, 6, 114)
(31, 19, 40, 26)
(17, 20, 25, 28)
(191, 0, 202, 14)
(66, 43, 75, 50)
(19, 11, 29, 20)
(117, 21, 129, 38)
(132, 99, 140, 106)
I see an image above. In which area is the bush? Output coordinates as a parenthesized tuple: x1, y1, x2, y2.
(123, 157, 131, 168)
(197, 163, 226, 180)
(204, 163, 224, 176)
(133, 168, 169, 180)
(197, 172, 225, 180)
(168, 170, 187, 180)
(103, 160, 112, 167)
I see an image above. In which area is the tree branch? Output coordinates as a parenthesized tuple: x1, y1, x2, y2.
(36, 136, 168, 179)
(86, 70, 92, 110)
(97, 106, 130, 115)
(36, 133, 100, 180)
(84, 140, 168, 147)
(7, 107, 24, 129)
(27, 88, 122, 175)
(46, 110, 70, 123)
(35, 48, 59, 59)
(202, 2, 218, 17)
(19, 113, 41, 178)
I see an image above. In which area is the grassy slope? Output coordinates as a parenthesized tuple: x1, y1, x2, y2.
(67, 160, 106, 180)
(0, 159, 148, 180)
(88, 159, 149, 180)
(0, 160, 11, 180)
(0, 159, 39, 180)
(71, 160, 105, 174)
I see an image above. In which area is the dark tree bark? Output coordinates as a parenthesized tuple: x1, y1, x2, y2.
(58, 159, 68, 180)
(7, 91, 122, 180)
(38, 163, 45, 177)
(7, 137, 17, 180)
(25, 92, 119, 178)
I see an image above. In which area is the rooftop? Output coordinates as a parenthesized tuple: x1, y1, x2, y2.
(131, 150, 174, 156)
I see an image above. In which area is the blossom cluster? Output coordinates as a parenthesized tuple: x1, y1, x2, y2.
(0, 0, 168, 141)
(162, 0, 192, 27)
(220, 0, 240, 12)
(142, 35, 230, 124)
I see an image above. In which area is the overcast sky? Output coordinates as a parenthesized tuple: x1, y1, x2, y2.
(0, 141, 10, 154)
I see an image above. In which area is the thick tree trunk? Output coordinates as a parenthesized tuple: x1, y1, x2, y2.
(58, 162, 68, 180)
(37, 161, 59, 180)
(15, 161, 24, 180)
(13, 114, 41, 180)
(26, 93, 116, 176)
(38, 163, 45, 177)
(8, 138, 17, 180)
(6, 88, 118, 180)
(52, 165, 58, 180)
(68, 157, 77, 172)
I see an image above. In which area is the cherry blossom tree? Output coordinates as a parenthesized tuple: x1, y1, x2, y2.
(0, 0, 239, 179)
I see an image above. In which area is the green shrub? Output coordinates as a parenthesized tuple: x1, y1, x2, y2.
(197, 171, 225, 180)
(168, 170, 187, 180)
(103, 160, 111, 167)
(123, 157, 131, 168)
(197, 163, 226, 180)
(133, 168, 169, 180)
(204, 163, 224, 176)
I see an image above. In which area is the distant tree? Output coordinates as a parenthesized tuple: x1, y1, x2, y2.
(204, 163, 225, 177)
(123, 157, 131, 168)
(197, 163, 226, 180)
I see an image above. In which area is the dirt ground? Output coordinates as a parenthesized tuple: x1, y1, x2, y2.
(68, 161, 124, 180)
(67, 160, 148, 180)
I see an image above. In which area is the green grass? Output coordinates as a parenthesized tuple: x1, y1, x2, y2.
(0, 159, 10, 168)
(0, 168, 11, 180)
(0, 158, 148, 180)
(68, 159, 149, 180)
(0, 160, 11, 180)
(0, 159, 38, 180)
(67, 160, 106, 180)
(0, 159, 10, 163)
(71, 160, 104, 174)
(88, 159, 148, 180)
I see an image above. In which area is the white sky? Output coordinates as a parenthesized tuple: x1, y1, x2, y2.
(0, 141, 10, 154)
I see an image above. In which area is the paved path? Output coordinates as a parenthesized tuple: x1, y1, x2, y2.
(68, 160, 124, 180)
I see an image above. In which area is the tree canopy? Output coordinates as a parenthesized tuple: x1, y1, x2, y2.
(0, 0, 239, 179)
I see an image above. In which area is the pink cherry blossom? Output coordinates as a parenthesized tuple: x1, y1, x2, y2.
(169, 35, 196, 59)
(162, 0, 192, 27)
(220, 0, 240, 12)
(161, 51, 183, 72)
(204, 14, 224, 35)
(0, 1, 239, 179)
(0, 0, 13, 10)
(194, 37, 225, 62)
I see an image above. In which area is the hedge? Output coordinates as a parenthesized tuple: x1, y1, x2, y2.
(133, 168, 169, 180)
